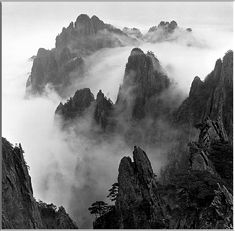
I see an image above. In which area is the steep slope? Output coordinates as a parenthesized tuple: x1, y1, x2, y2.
(2, 137, 78, 229)
(93, 122, 233, 229)
(26, 47, 84, 97)
(115, 48, 170, 120)
(176, 50, 233, 141)
(55, 88, 113, 131)
(55, 88, 95, 121)
(37, 201, 78, 229)
(26, 14, 137, 98)
(94, 90, 113, 130)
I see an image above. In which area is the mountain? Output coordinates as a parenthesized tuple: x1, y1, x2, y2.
(144, 20, 192, 43)
(2, 137, 78, 229)
(88, 50, 233, 229)
(26, 14, 138, 98)
(55, 88, 113, 131)
(93, 119, 233, 229)
(55, 88, 95, 121)
(26, 15, 194, 98)
(55, 48, 178, 148)
(122, 27, 143, 40)
(55, 48, 171, 123)
(55, 49, 232, 146)
(175, 50, 233, 141)
(115, 48, 170, 120)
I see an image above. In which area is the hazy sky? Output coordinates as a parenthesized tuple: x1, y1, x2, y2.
(3, 2, 233, 50)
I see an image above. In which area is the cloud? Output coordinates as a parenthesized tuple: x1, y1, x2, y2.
(2, 11, 232, 228)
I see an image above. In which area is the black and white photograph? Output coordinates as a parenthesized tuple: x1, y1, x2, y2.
(1, 1, 233, 229)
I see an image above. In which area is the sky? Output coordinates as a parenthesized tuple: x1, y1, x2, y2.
(3, 2, 233, 50)
(2, 2, 234, 228)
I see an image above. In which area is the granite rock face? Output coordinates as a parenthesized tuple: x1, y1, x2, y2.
(94, 90, 113, 130)
(55, 88, 114, 131)
(2, 137, 78, 229)
(115, 48, 170, 120)
(94, 130, 233, 229)
(2, 138, 44, 229)
(176, 50, 233, 141)
(37, 202, 78, 229)
(26, 47, 84, 98)
(94, 146, 166, 229)
(55, 88, 95, 121)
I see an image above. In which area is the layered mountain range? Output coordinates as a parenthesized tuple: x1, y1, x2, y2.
(6, 13, 233, 229)
(54, 49, 233, 228)
(2, 137, 78, 229)
(55, 49, 233, 144)
(26, 14, 193, 98)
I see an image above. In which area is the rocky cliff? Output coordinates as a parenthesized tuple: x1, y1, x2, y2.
(94, 90, 113, 130)
(55, 88, 95, 121)
(115, 48, 170, 120)
(93, 121, 233, 229)
(2, 137, 78, 229)
(55, 88, 113, 131)
(26, 47, 84, 97)
(176, 50, 233, 141)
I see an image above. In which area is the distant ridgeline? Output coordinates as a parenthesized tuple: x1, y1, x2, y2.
(2, 137, 78, 229)
(26, 14, 192, 98)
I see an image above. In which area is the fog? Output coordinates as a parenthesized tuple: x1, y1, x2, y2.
(2, 2, 233, 228)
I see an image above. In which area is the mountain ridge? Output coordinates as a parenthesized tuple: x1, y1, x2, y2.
(26, 14, 193, 98)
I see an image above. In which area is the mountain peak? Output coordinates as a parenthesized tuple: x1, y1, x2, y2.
(189, 76, 203, 97)
(130, 47, 144, 56)
(55, 88, 95, 121)
(116, 49, 170, 119)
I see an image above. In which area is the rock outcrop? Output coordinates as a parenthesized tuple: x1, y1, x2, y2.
(55, 88, 95, 121)
(93, 140, 233, 229)
(55, 88, 115, 132)
(94, 146, 165, 229)
(94, 90, 113, 130)
(115, 48, 170, 120)
(176, 50, 233, 141)
(2, 137, 78, 229)
(37, 201, 77, 229)
(26, 47, 84, 98)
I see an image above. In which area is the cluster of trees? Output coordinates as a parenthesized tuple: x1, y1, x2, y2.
(88, 183, 119, 219)
(37, 201, 58, 218)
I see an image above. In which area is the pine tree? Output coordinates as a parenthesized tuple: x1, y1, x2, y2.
(107, 183, 119, 202)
